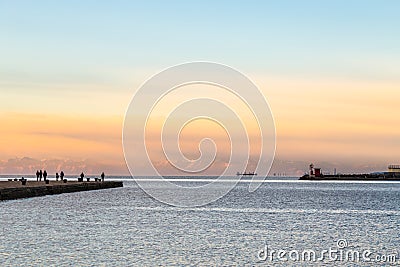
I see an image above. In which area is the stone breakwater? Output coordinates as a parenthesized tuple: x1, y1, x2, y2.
(0, 181, 123, 201)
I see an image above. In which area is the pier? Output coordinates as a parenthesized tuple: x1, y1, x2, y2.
(299, 163, 400, 181)
(0, 180, 123, 201)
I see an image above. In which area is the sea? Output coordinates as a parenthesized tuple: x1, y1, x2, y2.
(0, 176, 399, 266)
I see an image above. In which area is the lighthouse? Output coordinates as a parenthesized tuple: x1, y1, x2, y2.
(309, 163, 315, 177)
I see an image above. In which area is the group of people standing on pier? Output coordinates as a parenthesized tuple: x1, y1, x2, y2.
(35, 170, 105, 182)
(36, 170, 52, 181)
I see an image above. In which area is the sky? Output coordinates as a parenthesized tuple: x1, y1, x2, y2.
(0, 0, 399, 175)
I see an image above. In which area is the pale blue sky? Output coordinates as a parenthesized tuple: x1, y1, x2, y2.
(1, 0, 399, 85)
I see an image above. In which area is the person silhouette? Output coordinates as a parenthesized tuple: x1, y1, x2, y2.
(39, 170, 43, 181)
(56, 172, 59, 181)
(60, 171, 65, 181)
(101, 172, 105, 182)
(80, 172, 84, 181)
(43, 170, 48, 181)
(36, 170, 40, 181)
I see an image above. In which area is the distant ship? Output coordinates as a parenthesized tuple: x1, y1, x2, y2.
(300, 163, 400, 181)
(237, 171, 257, 176)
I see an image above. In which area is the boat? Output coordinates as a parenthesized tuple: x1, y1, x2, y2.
(299, 163, 400, 181)
(237, 171, 257, 176)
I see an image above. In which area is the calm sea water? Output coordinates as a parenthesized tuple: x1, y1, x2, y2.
(0, 177, 399, 266)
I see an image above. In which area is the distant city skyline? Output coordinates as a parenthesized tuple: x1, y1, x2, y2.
(1, 1, 399, 175)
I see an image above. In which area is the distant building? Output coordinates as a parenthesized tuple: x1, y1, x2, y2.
(388, 165, 400, 173)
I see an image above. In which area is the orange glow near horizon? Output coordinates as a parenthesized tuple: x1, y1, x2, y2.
(0, 113, 126, 173)
(1, 74, 400, 174)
